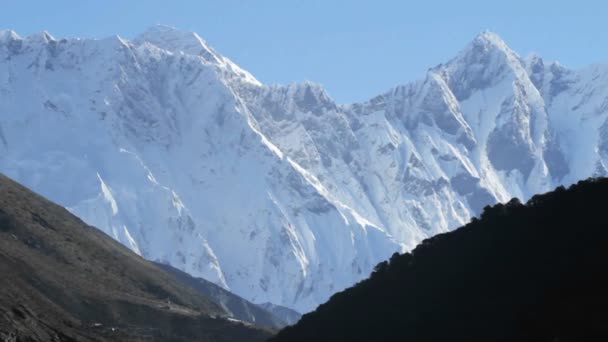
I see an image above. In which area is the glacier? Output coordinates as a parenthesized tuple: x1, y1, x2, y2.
(1, 26, 607, 313)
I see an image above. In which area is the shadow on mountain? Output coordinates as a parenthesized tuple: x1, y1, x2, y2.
(0, 173, 272, 341)
(255, 303, 301, 326)
(156, 263, 291, 329)
(271, 178, 608, 342)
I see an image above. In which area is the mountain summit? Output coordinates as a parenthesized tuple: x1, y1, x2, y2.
(136, 25, 221, 58)
(134, 25, 261, 85)
(1, 27, 608, 312)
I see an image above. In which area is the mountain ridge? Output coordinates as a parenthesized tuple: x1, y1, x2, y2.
(1, 26, 608, 312)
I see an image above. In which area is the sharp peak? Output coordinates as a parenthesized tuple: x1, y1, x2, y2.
(282, 81, 331, 97)
(473, 30, 507, 46)
(0, 29, 53, 42)
(0, 29, 21, 41)
(265, 81, 333, 102)
(525, 52, 564, 68)
(135, 24, 261, 86)
(437, 30, 520, 70)
(135, 24, 218, 57)
(459, 30, 517, 58)
(28, 30, 56, 41)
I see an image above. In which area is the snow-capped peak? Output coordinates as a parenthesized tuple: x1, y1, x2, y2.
(2, 27, 608, 315)
(451, 31, 520, 69)
(135, 25, 261, 86)
(0, 29, 21, 42)
(431, 31, 527, 101)
(136, 24, 221, 62)
(27, 30, 56, 44)
(471, 30, 510, 50)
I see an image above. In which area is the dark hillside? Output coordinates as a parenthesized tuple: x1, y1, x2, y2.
(271, 178, 608, 342)
(0, 173, 271, 341)
(156, 263, 288, 329)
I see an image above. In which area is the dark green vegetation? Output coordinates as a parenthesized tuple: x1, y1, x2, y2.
(272, 178, 608, 342)
(0, 173, 272, 341)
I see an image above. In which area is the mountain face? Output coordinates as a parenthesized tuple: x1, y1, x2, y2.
(1, 26, 608, 313)
(271, 178, 608, 342)
(0, 173, 272, 341)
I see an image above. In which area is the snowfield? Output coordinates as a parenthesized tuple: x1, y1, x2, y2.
(1, 27, 607, 313)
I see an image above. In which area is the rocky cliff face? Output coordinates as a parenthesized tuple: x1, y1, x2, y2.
(1, 26, 607, 312)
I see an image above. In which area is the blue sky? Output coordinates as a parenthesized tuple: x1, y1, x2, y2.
(1, 0, 606, 103)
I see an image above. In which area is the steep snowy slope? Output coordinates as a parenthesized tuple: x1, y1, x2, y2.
(244, 32, 595, 248)
(0, 27, 398, 313)
(1, 27, 607, 313)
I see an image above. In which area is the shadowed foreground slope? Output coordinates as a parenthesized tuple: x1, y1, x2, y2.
(0, 173, 271, 341)
(155, 263, 290, 328)
(271, 178, 608, 342)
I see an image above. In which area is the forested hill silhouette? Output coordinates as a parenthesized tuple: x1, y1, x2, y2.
(270, 178, 608, 342)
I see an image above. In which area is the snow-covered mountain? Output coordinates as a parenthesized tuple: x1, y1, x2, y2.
(1, 26, 607, 313)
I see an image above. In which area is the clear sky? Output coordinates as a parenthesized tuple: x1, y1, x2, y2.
(1, 0, 606, 103)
